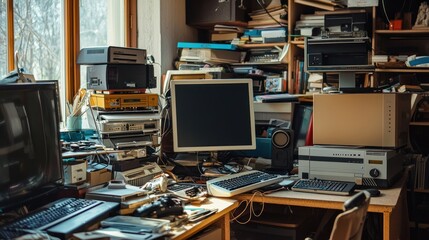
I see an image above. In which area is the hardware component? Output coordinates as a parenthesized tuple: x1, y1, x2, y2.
(108, 180, 127, 189)
(90, 93, 159, 110)
(291, 179, 356, 196)
(114, 162, 163, 187)
(298, 146, 404, 188)
(99, 120, 159, 134)
(87, 64, 156, 91)
(206, 170, 284, 197)
(63, 160, 87, 185)
(77, 46, 147, 65)
(109, 148, 147, 162)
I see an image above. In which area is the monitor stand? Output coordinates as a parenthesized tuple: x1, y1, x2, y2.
(174, 152, 211, 163)
(171, 153, 208, 177)
(338, 72, 356, 89)
(263, 167, 290, 176)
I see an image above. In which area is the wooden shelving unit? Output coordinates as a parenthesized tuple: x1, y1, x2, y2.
(375, 29, 429, 35)
(375, 68, 429, 73)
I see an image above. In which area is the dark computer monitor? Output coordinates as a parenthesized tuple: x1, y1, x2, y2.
(170, 79, 256, 154)
(291, 103, 313, 158)
(0, 82, 63, 212)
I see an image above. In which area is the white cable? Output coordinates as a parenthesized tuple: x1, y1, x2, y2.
(382, 0, 391, 27)
(230, 191, 265, 224)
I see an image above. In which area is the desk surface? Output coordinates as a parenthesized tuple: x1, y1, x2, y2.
(170, 197, 238, 240)
(232, 172, 409, 240)
(233, 174, 405, 213)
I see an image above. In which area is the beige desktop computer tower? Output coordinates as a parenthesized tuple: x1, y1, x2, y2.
(313, 93, 411, 148)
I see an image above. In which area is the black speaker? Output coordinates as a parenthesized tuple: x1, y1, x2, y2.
(271, 127, 294, 173)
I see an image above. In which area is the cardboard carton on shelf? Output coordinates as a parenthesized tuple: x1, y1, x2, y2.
(87, 168, 112, 187)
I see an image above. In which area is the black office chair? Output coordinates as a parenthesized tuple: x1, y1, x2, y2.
(306, 190, 371, 240)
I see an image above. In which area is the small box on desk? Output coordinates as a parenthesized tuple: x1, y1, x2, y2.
(63, 159, 87, 185)
(87, 168, 112, 187)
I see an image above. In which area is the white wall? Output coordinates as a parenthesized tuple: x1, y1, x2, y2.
(137, 0, 197, 94)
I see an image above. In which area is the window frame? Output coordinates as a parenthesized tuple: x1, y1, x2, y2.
(5, 0, 137, 103)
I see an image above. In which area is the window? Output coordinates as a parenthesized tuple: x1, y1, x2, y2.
(2, 0, 135, 123)
(79, 0, 125, 88)
(0, 0, 7, 77)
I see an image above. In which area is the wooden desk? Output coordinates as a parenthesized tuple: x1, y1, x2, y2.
(232, 174, 409, 240)
(171, 197, 238, 240)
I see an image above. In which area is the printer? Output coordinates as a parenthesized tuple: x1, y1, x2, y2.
(298, 146, 404, 188)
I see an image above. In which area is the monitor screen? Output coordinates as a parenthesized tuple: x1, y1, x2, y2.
(291, 103, 313, 158)
(170, 79, 256, 153)
(0, 82, 63, 211)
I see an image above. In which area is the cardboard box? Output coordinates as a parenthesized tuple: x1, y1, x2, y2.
(313, 93, 411, 148)
(87, 168, 112, 187)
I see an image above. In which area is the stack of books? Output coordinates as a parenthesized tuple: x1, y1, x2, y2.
(294, 0, 346, 11)
(248, 5, 287, 28)
(177, 42, 243, 64)
(211, 24, 245, 43)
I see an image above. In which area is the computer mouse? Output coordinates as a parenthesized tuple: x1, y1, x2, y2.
(364, 188, 381, 197)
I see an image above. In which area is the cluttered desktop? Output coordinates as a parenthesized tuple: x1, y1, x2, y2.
(0, 48, 412, 239)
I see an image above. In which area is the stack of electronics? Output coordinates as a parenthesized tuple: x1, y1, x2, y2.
(304, 12, 375, 91)
(294, 93, 412, 195)
(77, 46, 162, 186)
(0, 83, 120, 239)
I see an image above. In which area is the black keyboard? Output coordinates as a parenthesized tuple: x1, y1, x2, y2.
(168, 183, 206, 192)
(167, 183, 208, 199)
(291, 179, 356, 196)
(0, 228, 31, 239)
(1, 198, 101, 231)
(206, 170, 284, 197)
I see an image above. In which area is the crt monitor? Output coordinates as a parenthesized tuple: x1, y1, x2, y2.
(0, 82, 63, 212)
(170, 79, 256, 153)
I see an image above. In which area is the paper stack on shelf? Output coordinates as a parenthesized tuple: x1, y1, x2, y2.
(295, 0, 346, 11)
(248, 4, 287, 29)
(211, 24, 245, 43)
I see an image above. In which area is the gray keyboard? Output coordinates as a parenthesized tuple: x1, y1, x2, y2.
(206, 170, 284, 197)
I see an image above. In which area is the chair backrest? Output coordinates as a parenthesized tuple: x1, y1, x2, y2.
(329, 190, 371, 240)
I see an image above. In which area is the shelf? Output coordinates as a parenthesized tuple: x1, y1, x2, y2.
(290, 40, 304, 49)
(410, 122, 429, 126)
(410, 222, 429, 229)
(236, 42, 287, 49)
(230, 61, 288, 66)
(413, 188, 429, 193)
(375, 68, 429, 73)
(375, 29, 429, 36)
